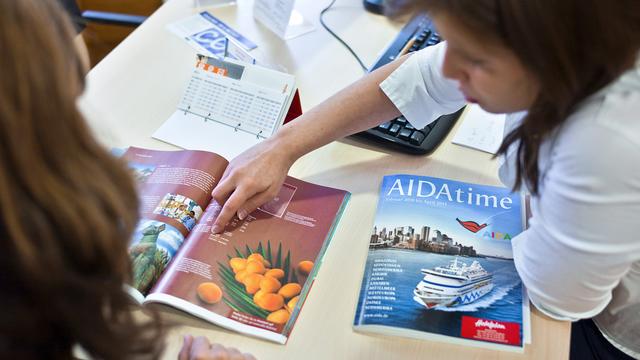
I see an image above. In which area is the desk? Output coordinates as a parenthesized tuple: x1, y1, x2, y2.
(81, 0, 570, 358)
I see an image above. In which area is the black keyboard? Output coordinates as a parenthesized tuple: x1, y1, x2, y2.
(353, 13, 464, 155)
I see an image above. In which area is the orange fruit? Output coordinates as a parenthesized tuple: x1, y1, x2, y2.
(278, 283, 302, 299)
(286, 296, 299, 312)
(297, 261, 314, 276)
(255, 293, 285, 312)
(253, 289, 268, 304)
(242, 273, 264, 294)
(234, 269, 248, 283)
(196, 282, 222, 304)
(267, 309, 290, 325)
(259, 276, 282, 293)
(229, 258, 247, 273)
(245, 260, 266, 274)
(247, 253, 264, 263)
(265, 268, 285, 279)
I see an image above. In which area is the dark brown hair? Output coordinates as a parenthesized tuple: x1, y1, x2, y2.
(388, 0, 640, 194)
(0, 0, 163, 358)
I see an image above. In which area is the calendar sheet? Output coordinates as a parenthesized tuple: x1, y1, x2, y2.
(154, 56, 295, 160)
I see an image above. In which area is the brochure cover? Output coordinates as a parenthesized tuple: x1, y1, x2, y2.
(353, 174, 529, 352)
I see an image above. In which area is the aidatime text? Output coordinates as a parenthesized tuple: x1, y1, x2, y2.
(386, 178, 513, 210)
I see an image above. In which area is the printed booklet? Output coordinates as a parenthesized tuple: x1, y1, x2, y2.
(353, 174, 530, 352)
(122, 147, 350, 344)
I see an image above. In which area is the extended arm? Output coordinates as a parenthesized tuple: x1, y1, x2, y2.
(211, 42, 464, 232)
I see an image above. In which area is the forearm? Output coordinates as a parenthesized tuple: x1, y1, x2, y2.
(272, 56, 409, 161)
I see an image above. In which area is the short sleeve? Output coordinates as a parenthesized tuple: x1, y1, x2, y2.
(379, 42, 465, 129)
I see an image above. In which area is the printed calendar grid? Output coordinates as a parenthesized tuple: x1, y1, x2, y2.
(178, 68, 288, 139)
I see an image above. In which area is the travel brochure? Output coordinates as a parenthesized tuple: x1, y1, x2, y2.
(354, 174, 530, 352)
(166, 11, 257, 61)
(123, 147, 350, 344)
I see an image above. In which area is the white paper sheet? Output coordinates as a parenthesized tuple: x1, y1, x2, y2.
(253, 0, 314, 39)
(452, 105, 506, 154)
(153, 110, 262, 160)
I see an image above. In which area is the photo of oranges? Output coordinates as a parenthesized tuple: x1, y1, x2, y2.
(217, 241, 314, 325)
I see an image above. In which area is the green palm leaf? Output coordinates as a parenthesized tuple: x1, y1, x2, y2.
(266, 241, 273, 264)
(283, 251, 291, 284)
(275, 243, 282, 269)
(257, 242, 264, 258)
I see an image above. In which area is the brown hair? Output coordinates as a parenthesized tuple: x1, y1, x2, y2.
(0, 0, 163, 358)
(388, 0, 640, 194)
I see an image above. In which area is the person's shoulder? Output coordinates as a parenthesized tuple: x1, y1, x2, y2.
(577, 61, 640, 147)
(593, 89, 640, 148)
(548, 89, 640, 186)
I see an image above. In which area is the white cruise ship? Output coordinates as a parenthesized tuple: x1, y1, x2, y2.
(413, 257, 493, 309)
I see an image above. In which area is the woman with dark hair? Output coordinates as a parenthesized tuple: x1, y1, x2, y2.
(210, 1, 640, 358)
(0, 0, 254, 358)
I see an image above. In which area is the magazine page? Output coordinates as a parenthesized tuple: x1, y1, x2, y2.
(122, 147, 228, 299)
(354, 174, 528, 352)
(144, 176, 350, 344)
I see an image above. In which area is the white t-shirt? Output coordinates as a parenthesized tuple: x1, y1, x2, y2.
(380, 42, 640, 358)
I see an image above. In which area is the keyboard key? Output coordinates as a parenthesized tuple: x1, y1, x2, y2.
(396, 116, 408, 125)
(427, 38, 439, 46)
(416, 31, 430, 42)
(378, 121, 392, 132)
(398, 128, 412, 140)
(389, 124, 401, 136)
(410, 131, 425, 145)
(405, 123, 415, 130)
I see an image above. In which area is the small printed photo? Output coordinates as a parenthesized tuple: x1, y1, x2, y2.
(128, 219, 185, 295)
(128, 162, 156, 183)
(153, 193, 203, 231)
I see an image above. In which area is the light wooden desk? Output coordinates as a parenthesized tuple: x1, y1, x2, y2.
(81, 0, 570, 358)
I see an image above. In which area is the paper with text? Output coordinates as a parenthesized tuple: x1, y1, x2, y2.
(452, 105, 506, 154)
(153, 57, 295, 160)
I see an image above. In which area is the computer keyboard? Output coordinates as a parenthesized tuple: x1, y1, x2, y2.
(353, 13, 464, 155)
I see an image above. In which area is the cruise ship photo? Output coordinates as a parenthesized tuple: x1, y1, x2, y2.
(413, 257, 494, 309)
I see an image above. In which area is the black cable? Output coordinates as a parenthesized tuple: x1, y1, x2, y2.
(319, 0, 369, 73)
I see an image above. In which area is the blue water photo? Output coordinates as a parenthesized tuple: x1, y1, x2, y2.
(355, 248, 523, 339)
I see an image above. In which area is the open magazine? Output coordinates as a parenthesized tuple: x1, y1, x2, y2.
(353, 174, 530, 352)
(122, 147, 350, 344)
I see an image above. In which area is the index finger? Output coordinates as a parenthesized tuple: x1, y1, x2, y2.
(212, 186, 255, 233)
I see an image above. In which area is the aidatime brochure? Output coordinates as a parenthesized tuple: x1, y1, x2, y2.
(354, 174, 531, 352)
